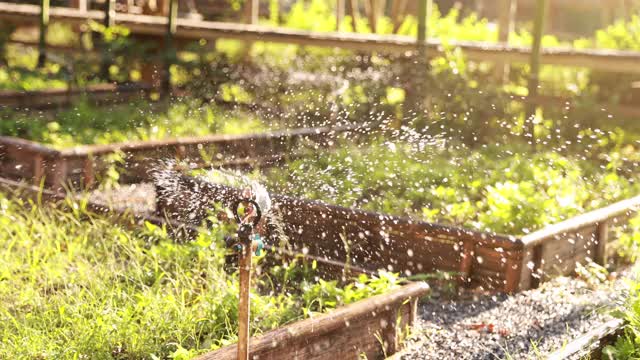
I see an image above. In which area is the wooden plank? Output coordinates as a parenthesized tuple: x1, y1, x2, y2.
(539, 225, 597, 278)
(504, 250, 522, 294)
(346, 0, 358, 31)
(459, 240, 474, 285)
(244, 0, 258, 25)
(383, 307, 399, 354)
(521, 196, 640, 247)
(82, 156, 94, 189)
(194, 282, 429, 360)
(162, 0, 177, 94)
(33, 153, 45, 185)
(546, 318, 625, 360)
(513, 93, 640, 119)
(69, 0, 87, 12)
(52, 156, 68, 190)
(2, 2, 640, 73)
(518, 246, 535, 291)
(530, 244, 544, 289)
(100, 0, 116, 79)
(594, 221, 609, 265)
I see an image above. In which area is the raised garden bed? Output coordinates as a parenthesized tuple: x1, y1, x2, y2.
(195, 282, 428, 360)
(0, 125, 360, 189)
(156, 171, 640, 294)
(0, 176, 429, 359)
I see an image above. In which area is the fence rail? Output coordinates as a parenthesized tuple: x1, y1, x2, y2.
(0, 124, 363, 188)
(1, 1, 640, 74)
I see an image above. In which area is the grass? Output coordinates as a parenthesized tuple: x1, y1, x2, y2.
(0, 98, 269, 148)
(0, 192, 398, 359)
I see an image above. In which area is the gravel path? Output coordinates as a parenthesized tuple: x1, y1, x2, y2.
(400, 275, 627, 360)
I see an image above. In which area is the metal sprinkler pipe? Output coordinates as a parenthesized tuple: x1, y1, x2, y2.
(231, 198, 262, 360)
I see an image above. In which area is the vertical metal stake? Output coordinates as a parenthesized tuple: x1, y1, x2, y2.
(237, 224, 253, 360)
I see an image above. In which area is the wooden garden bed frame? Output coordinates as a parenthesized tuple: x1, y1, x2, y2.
(196, 282, 428, 360)
(0, 124, 361, 189)
(518, 195, 640, 290)
(546, 318, 625, 360)
(0, 176, 429, 360)
(156, 173, 524, 293)
(158, 174, 640, 294)
(157, 176, 640, 293)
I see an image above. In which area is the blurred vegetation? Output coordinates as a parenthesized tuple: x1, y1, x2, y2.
(1, 3, 639, 137)
(0, 99, 267, 148)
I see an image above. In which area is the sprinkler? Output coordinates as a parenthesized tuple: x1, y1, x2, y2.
(229, 186, 268, 360)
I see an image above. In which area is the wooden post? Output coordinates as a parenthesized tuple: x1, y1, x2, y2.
(336, 0, 345, 31)
(459, 240, 474, 285)
(346, 0, 359, 31)
(391, 0, 408, 33)
(69, 0, 88, 12)
(526, 0, 548, 146)
(366, 0, 378, 33)
(495, 0, 517, 81)
(83, 157, 95, 189)
(237, 224, 253, 360)
(162, 0, 178, 96)
(382, 308, 398, 355)
(53, 157, 68, 191)
(595, 221, 609, 266)
(530, 244, 544, 289)
(404, 0, 430, 122)
(504, 251, 522, 294)
(100, 0, 116, 80)
(245, 0, 259, 25)
(408, 297, 418, 327)
(37, 0, 50, 68)
(33, 154, 45, 185)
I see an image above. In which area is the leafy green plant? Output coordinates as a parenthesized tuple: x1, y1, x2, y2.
(615, 214, 640, 263)
(264, 139, 639, 235)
